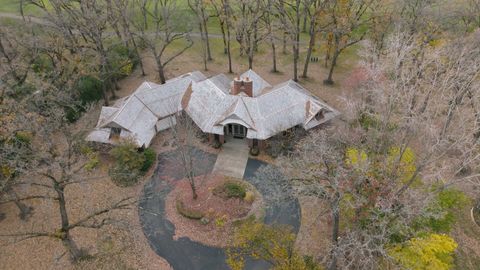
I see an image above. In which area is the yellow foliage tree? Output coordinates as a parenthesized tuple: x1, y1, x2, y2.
(226, 220, 322, 270)
(388, 233, 458, 270)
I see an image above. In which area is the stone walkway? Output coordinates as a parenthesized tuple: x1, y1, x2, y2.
(212, 137, 250, 179)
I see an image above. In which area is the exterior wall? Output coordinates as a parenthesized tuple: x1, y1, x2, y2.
(258, 139, 266, 150)
(208, 133, 215, 144)
(208, 133, 225, 144)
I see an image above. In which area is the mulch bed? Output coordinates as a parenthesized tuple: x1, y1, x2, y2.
(165, 174, 264, 247)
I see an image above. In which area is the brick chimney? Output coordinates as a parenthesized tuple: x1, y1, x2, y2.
(232, 77, 242, 95)
(243, 77, 253, 97)
(231, 76, 253, 97)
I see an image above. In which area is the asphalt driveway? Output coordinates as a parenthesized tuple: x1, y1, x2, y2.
(138, 148, 300, 270)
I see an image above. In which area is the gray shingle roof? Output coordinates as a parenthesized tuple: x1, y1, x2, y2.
(184, 72, 340, 140)
(87, 69, 339, 146)
(86, 71, 206, 147)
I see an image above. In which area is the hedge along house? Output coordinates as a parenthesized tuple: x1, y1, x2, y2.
(86, 71, 206, 147)
(181, 70, 340, 150)
(87, 69, 340, 149)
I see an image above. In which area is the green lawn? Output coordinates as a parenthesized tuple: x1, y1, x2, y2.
(0, 0, 46, 14)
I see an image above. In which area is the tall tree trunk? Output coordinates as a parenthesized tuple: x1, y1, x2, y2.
(328, 193, 340, 270)
(55, 184, 82, 261)
(62, 232, 83, 261)
(302, 17, 316, 78)
(226, 21, 233, 73)
(156, 59, 166, 84)
(324, 52, 338, 85)
(282, 31, 287, 54)
(198, 23, 208, 71)
(131, 38, 146, 76)
(248, 42, 254, 69)
(325, 33, 333, 68)
(302, 4, 308, 33)
(324, 45, 339, 85)
(293, 1, 300, 82)
(220, 21, 227, 54)
(292, 42, 299, 81)
(200, 7, 212, 61)
(271, 39, 278, 73)
(253, 21, 259, 52)
(102, 80, 109, 106)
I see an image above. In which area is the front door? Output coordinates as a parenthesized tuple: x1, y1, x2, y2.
(227, 124, 247, 139)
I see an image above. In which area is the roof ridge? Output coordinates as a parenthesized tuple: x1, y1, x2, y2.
(238, 97, 256, 128)
(132, 93, 160, 119)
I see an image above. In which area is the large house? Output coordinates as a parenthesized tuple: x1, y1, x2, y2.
(87, 70, 340, 149)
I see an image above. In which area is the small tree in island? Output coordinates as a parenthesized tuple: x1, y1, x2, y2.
(169, 109, 204, 200)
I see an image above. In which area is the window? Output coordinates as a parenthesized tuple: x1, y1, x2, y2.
(315, 110, 325, 121)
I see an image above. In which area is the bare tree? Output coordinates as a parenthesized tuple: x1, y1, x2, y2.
(0, 107, 135, 261)
(322, 0, 379, 85)
(263, 0, 280, 73)
(169, 93, 207, 200)
(110, 0, 146, 76)
(211, 0, 234, 73)
(188, 0, 213, 62)
(25, 0, 120, 105)
(232, 0, 268, 69)
(0, 25, 39, 102)
(133, 0, 193, 84)
(301, 0, 328, 78)
(275, 0, 302, 81)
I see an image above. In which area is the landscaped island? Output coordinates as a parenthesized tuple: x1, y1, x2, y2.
(165, 174, 264, 247)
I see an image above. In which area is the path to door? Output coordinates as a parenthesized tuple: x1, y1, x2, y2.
(212, 137, 249, 178)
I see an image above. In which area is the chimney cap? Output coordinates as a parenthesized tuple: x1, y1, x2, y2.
(244, 77, 250, 81)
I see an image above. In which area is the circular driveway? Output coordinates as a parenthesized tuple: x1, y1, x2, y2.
(138, 148, 300, 270)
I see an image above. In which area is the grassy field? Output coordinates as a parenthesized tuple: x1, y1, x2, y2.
(0, 0, 47, 14)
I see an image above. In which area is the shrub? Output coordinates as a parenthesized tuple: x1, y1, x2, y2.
(212, 140, 222, 149)
(7, 83, 36, 100)
(108, 140, 145, 186)
(176, 199, 204, 219)
(65, 105, 82, 123)
(414, 188, 469, 233)
(76, 75, 104, 105)
(141, 148, 156, 173)
(215, 215, 227, 228)
(13, 131, 32, 145)
(107, 44, 134, 80)
(213, 180, 246, 199)
(226, 220, 310, 270)
(249, 147, 259, 156)
(265, 126, 306, 158)
(84, 153, 99, 171)
(244, 191, 255, 203)
(388, 233, 457, 270)
(32, 54, 54, 74)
